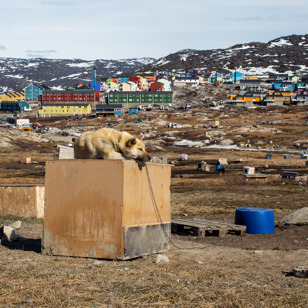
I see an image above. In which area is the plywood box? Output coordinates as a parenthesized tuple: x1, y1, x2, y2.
(42, 160, 171, 260)
(56, 145, 75, 159)
(0, 185, 44, 218)
(20, 157, 32, 164)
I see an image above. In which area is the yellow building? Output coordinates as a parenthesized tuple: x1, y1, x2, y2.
(0, 91, 25, 102)
(38, 103, 91, 117)
(268, 90, 296, 97)
(136, 76, 148, 91)
(107, 81, 118, 91)
(119, 82, 131, 91)
(229, 94, 262, 104)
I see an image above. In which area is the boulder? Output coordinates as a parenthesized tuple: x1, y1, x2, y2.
(279, 207, 308, 225)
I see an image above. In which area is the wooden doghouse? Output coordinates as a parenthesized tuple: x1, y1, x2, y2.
(42, 160, 171, 260)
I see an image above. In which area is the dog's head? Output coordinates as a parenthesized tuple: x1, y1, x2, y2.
(123, 137, 151, 162)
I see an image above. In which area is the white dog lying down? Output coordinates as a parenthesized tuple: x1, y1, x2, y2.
(0, 221, 25, 244)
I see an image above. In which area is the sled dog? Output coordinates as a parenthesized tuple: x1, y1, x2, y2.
(74, 128, 151, 162)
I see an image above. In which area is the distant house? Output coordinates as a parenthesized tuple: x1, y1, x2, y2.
(24, 83, 49, 101)
(232, 71, 243, 82)
(272, 82, 293, 90)
(20, 101, 31, 112)
(128, 81, 138, 92)
(173, 77, 199, 86)
(295, 82, 307, 90)
(301, 74, 308, 82)
(89, 80, 102, 92)
(229, 92, 262, 105)
(136, 76, 148, 91)
(240, 80, 261, 92)
(142, 75, 156, 83)
(0, 101, 20, 112)
(268, 73, 289, 81)
(119, 83, 131, 92)
(119, 77, 129, 83)
(263, 95, 290, 106)
(95, 103, 123, 116)
(209, 72, 222, 82)
(268, 89, 295, 97)
(292, 94, 308, 105)
(107, 82, 119, 92)
(129, 107, 138, 114)
(129, 76, 141, 89)
(157, 79, 171, 91)
(150, 82, 164, 92)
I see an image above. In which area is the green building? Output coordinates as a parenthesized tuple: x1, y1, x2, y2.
(106, 91, 173, 106)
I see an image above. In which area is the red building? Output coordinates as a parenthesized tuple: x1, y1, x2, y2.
(39, 90, 100, 103)
(128, 76, 141, 89)
(143, 75, 156, 82)
(150, 82, 163, 92)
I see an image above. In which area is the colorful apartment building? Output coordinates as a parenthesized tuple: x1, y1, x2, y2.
(38, 103, 91, 116)
(106, 91, 173, 105)
(39, 89, 100, 103)
(24, 83, 49, 101)
(95, 103, 122, 116)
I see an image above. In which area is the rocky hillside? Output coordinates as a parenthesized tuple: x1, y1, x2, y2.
(0, 34, 307, 92)
(138, 34, 308, 75)
(0, 58, 154, 92)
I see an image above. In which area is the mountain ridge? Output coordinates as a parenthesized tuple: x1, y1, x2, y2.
(0, 34, 307, 92)
(138, 34, 308, 75)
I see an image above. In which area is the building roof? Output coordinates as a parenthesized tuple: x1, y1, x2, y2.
(43, 89, 96, 94)
(109, 91, 173, 95)
(240, 80, 261, 84)
(33, 83, 50, 90)
(174, 77, 199, 80)
(96, 104, 123, 109)
(41, 102, 90, 107)
(0, 101, 20, 104)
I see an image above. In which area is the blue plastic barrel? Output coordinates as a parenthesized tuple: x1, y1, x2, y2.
(235, 207, 275, 234)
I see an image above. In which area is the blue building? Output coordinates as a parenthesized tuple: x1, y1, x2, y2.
(232, 71, 243, 82)
(19, 101, 31, 111)
(89, 80, 102, 92)
(0, 101, 20, 112)
(128, 108, 138, 114)
(95, 103, 122, 116)
(119, 77, 129, 83)
(0, 100, 31, 112)
(24, 83, 49, 101)
(272, 82, 293, 90)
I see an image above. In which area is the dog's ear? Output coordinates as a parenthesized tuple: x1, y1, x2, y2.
(0, 225, 3, 237)
(127, 137, 137, 147)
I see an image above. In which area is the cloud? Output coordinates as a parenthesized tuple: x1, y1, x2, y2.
(0, 45, 6, 50)
(25, 49, 57, 58)
(26, 49, 57, 54)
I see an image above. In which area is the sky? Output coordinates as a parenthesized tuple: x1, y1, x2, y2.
(0, 0, 307, 61)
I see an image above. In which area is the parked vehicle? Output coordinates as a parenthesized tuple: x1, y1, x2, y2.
(32, 122, 42, 128)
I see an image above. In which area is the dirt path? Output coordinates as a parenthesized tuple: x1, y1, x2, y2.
(0, 221, 307, 307)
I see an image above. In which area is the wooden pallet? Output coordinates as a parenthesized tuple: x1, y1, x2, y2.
(171, 219, 246, 238)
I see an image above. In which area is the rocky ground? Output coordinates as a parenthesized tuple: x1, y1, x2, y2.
(0, 84, 308, 307)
